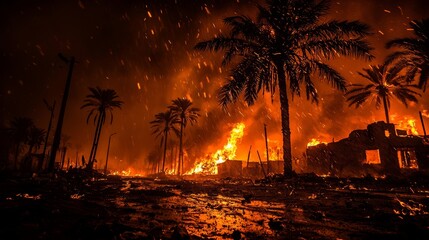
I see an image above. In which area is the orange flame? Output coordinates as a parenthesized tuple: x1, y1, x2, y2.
(185, 122, 245, 175)
(397, 118, 419, 135)
(307, 138, 326, 147)
(110, 167, 144, 177)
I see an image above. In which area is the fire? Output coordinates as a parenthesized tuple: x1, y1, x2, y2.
(185, 122, 245, 175)
(397, 118, 419, 135)
(307, 138, 326, 147)
(110, 167, 144, 177)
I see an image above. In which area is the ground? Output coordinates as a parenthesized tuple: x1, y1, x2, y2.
(1, 172, 429, 239)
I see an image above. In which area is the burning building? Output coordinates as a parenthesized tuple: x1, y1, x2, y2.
(306, 121, 429, 177)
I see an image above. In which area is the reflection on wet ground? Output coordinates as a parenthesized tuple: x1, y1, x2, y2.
(1, 176, 429, 239)
(102, 177, 429, 239)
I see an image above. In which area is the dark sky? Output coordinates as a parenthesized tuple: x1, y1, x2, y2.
(1, 0, 428, 172)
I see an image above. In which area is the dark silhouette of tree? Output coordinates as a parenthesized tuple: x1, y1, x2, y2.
(387, 19, 429, 91)
(81, 87, 123, 170)
(195, 0, 373, 176)
(150, 110, 179, 173)
(23, 127, 46, 171)
(346, 63, 420, 123)
(169, 98, 200, 175)
(26, 127, 46, 156)
(7, 117, 35, 169)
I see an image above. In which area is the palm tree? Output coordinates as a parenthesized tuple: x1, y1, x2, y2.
(26, 127, 46, 156)
(150, 110, 179, 173)
(386, 19, 429, 91)
(7, 117, 35, 169)
(169, 98, 200, 175)
(195, 0, 373, 176)
(23, 127, 46, 171)
(81, 87, 123, 170)
(346, 63, 420, 123)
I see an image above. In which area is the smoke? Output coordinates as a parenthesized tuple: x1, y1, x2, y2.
(0, 0, 428, 172)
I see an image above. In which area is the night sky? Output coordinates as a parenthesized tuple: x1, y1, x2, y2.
(1, 0, 428, 172)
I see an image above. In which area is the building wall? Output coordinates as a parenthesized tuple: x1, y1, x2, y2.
(306, 121, 429, 177)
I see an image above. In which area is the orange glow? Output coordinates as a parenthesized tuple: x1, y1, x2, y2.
(185, 122, 245, 175)
(307, 138, 326, 147)
(397, 118, 419, 135)
(110, 167, 145, 177)
(267, 142, 282, 160)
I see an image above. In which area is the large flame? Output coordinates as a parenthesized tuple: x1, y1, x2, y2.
(307, 138, 326, 147)
(397, 118, 419, 136)
(185, 122, 245, 175)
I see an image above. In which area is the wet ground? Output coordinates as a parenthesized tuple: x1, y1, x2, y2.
(1, 173, 429, 239)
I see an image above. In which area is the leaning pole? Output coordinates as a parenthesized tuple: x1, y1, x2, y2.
(48, 54, 75, 172)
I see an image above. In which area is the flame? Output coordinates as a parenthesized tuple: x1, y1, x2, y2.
(307, 138, 326, 147)
(110, 167, 144, 177)
(267, 142, 282, 160)
(397, 118, 419, 135)
(185, 122, 245, 175)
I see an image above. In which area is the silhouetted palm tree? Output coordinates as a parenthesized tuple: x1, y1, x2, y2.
(81, 87, 123, 170)
(169, 98, 200, 175)
(150, 110, 179, 173)
(346, 63, 420, 123)
(387, 19, 429, 91)
(7, 117, 35, 169)
(26, 127, 46, 156)
(195, 0, 373, 176)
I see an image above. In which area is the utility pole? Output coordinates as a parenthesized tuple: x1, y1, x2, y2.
(419, 111, 427, 138)
(246, 145, 252, 168)
(264, 124, 270, 174)
(48, 54, 75, 172)
(40, 99, 56, 172)
(104, 133, 117, 175)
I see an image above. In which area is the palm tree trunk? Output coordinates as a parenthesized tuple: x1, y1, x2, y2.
(92, 119, 104, 169)
(382, 95, 390, 124)
(177, 119, 184, 176)
(162, 131, 168, 173)
(48, 57, 75, 173)
(276, 61, 293, 176)
(87, 116, 101, 169)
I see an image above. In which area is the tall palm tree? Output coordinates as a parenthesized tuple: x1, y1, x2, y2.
(169, 98, 200, 175)
(386, 19, 429, 91)
(150, 110, 179, 173)
(81, 87, 123, 170)
(7, 117, 35, 169)
(346, 63, 420, 123)
(195, 0, 373, 176)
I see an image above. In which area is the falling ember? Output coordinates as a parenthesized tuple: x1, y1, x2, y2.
(185, 123, 245, 175)
(137, 82, 141, 90)
(307, 138, 326, 147)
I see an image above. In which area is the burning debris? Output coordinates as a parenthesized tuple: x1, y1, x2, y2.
(185, 122, 245, 175)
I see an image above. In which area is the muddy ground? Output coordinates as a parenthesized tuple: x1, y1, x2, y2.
(1, 172, 429, 239)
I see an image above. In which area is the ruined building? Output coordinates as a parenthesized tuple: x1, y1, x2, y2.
(306, 121, 429, 177)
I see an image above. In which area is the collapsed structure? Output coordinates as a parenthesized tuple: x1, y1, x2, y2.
(306, 121, 429, 177)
